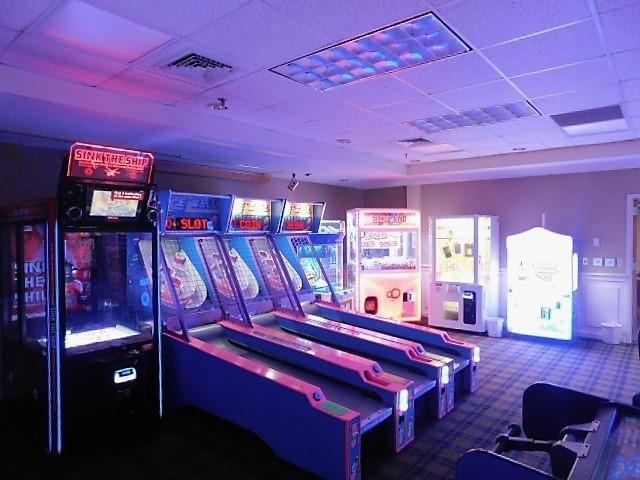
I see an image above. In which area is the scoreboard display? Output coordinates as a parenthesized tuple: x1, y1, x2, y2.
(161, 192, 220, 233)
(280, 202, 314, 232)
(229, 198, 272, 232)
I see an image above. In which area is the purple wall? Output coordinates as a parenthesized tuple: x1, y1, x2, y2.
(0, 142, 364, 220)
(363, 186, 407, 208)
(421, 169, 640, 274)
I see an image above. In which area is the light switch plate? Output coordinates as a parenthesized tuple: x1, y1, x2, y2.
(604, 257, 616, 267)
(593, 238, 601, 247)
(593, 257, 603, 267)
(582, 257, 588, 266)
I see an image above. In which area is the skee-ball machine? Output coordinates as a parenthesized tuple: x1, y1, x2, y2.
(277, 201, 481, 401)
(147, 191, 417, 479)
(0, 142, 161, 455)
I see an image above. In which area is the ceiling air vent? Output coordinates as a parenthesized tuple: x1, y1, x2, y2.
(168, 53, 232, 72)
(551, 105, 627, 136)
(397, 138, 431, 147)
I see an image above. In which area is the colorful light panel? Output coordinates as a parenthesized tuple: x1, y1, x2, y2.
(270, 12, 470, 91)
(404, 101, 540, 134)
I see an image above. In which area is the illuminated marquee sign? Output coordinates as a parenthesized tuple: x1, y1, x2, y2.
(281, 202, 313, 232)
(68, 143, 154, 184)
(361, 211, 419, 228)
(229, 198, 271, 232)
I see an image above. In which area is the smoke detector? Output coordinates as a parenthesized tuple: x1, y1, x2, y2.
(208, 97, 229, 111)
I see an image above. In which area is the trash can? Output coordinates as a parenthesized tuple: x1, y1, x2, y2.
(601, 323, 622, 344)
(486, 317, 504, 338)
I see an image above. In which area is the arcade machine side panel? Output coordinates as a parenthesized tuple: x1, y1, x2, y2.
(164, 334, 361, 480)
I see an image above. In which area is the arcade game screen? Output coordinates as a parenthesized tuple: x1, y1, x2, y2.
(89, 190, 141, 218)
(63, 232, 154, 351)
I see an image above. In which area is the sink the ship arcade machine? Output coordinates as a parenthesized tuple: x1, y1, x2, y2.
(0, 142, 161, 455)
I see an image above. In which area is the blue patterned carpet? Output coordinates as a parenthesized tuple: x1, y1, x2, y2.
(1, 333, 638, 479)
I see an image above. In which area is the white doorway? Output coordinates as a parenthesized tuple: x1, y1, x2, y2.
(626, 194, 640, 344)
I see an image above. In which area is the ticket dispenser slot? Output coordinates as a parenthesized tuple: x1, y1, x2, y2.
(462, 291, 476, 325)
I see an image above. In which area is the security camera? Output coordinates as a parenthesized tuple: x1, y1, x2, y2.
(287, 173, 299, 192)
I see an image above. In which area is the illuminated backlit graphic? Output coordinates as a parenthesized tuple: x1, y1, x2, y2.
(65, 325, 139, 349)
(89, 190, 140, 218)
(506, 227, 576, 340)
(360, 211, 419, 228)
(68, 143, 154, 184)
(230, 198, 271, 232)
(281, 202, 313, 232)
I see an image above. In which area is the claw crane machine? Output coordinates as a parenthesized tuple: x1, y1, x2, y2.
(346, 209, 421, 321)
(428, 215, 499, 333)
(0, 142, 160, 455)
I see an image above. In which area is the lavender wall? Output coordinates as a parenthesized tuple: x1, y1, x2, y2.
(0, 142, 364, 219)
(363, 186, 407, 208)
(420, 169, 640, 274)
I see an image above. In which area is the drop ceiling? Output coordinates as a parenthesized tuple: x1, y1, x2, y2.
(0, 0, 638, 188)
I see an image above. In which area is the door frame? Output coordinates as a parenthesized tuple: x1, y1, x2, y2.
(625, 194, 640, 343)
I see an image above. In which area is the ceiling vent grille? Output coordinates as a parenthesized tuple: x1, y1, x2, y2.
(168, 53, 232, 71)
(396, 137, 431, 147)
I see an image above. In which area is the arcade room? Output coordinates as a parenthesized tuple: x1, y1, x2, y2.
(1, 1, 640, 479)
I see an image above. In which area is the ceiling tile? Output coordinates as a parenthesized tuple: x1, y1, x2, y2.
(0, 0, 58, 31)
(214, 70, 316, 106)
(0, 35, 128, 86)
(482, 21, 604, 77)
(324, 75, 422, 109)
(339, 121, 420, 144)
(500, 129, 571, 146)
(37, 0, 171, 63)
(600, 2, 640, 53)
(83, 0, 250, 36)
(263, 0, 431, 43)
(373, 95, 452, 121)
(395, 52, 500, 94)
(532, 83, 622, 115)
(622, 78, 640, 101)
(596, 0, 640, 13)
(628, 100, 640, 116)
(190, 1, 330, 69)
(231, 106, 301, 129)
(438, 0, 592, 48)
(570, 129, 637, 145)
(0, 25, 18, 51)
(611, 48, 640, 80)
(271, 93, 357, 120)
(511, 57, 617, 98)
(100, 68, 206, 103)
(433, 80, 525, 110)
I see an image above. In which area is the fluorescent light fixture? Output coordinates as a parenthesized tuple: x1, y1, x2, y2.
(440, 365, 450, 385)
(270, 12, 470, 91)
(473, 346, 480, 363)
(561, 118, 628, 136)
(405, 101, 540, 134)
(399, 389, 409, 413)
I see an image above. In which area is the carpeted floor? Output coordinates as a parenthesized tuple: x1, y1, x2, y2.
(1, 333, 639, 480)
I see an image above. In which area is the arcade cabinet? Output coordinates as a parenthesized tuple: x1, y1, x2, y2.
(148, 191, 417, 479)
(428, 215, 499, 333)
(456, 382, 640, 480)
(506, 227, 578, 340)
(0, 142, 161, 455)
(346, 208, 421, 321)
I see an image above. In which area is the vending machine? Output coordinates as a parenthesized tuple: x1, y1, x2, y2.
(428, 215, 499, 333)
(346, 209, 421, 321)
(0, 142, 160, 455)
(506, 227, 577, 340)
